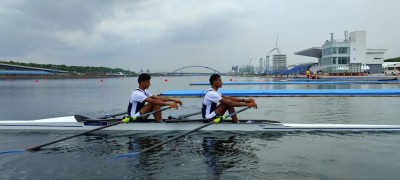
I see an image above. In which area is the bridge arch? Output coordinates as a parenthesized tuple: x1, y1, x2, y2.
(171, 65, 220, 74)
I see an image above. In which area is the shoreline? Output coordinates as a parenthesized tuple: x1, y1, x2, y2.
(1, 73, 398, 80)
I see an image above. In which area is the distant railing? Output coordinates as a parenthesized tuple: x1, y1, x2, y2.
(311, 63, 369, 75)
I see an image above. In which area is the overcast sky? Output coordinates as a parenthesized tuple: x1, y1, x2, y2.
(1, 0, 399, 72)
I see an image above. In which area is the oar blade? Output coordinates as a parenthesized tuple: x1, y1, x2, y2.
(0, 149, 26, 155)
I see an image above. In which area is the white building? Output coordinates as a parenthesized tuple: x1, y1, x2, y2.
(295, 31, 386, 74)
(272, 54, 287, 74)
(239, 65, 254, 74)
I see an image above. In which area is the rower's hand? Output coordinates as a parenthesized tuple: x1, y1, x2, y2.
(169, 102, 179, 110)
(174, 99, 183, 106)
(247, 102, 258, 109)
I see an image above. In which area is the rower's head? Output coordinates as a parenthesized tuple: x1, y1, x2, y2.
(138, 73, 151, 89)
(209, 74, 222, 88)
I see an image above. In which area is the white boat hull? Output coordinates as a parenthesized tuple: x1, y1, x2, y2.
(1, 116, 400, 131)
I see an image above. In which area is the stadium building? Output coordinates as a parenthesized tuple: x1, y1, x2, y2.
(295, 31, 386, 74)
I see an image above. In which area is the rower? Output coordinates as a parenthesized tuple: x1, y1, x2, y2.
(128, 73, 182, 122)
(202, 74, 257, 123)
(306, 69, 311, 79)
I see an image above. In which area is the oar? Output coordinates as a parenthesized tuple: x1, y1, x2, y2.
(75, 111, 202, 122)
(164, 118, 281, 124)
(0, 107, 172, 155)
(109, 107, 250, 160)
(167, 111, 201, 119)
(74, 115, 122, 122)
(74, 110, 127, 122)
(98, 111, 127, 119)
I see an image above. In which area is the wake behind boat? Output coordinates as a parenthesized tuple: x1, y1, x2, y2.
(1, 116, 400, 132)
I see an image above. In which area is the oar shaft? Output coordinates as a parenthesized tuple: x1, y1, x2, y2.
(140, 107, 171, 117)
(165, 119, 206, 123)
(99, 111, 127, 119)
(168, 111, 201, 120)
(81, 107, 172, 121)
(27, 121, 123, 151)
(177, 111, 202, 119)
(139, 107, 250, 154)
(139, 122, 213, 154)
(27, 107, 171, 151)
(231, 106, 250, 115)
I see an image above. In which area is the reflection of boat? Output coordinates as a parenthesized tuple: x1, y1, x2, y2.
(1, 116, 400, 131)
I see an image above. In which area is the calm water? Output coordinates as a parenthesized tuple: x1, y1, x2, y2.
(1, 76, 400, 179)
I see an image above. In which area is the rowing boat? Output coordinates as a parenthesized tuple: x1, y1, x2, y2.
(1, 116, 400, 131)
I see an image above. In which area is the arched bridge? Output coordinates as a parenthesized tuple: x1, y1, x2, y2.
(167, 65, 221, 76)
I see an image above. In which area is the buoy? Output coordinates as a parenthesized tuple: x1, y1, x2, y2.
(100, 79, 104, 83)
(164, 79, 168, 82)
(34, 80, 39, 83)
(229, 78, 232, 82)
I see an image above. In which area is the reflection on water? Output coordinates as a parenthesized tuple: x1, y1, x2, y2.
(1, 77, 400, 179)
(2, 130, 400, 179)
(201, 135, 258, 177)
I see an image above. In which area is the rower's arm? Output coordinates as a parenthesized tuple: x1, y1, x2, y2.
(222, 95, 255, 103)
(145, 97, 179, 109)
(151, 96, 182, 105)
(219, 97, 254, 108)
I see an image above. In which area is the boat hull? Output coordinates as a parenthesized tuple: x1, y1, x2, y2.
(1, 116, 400, 131)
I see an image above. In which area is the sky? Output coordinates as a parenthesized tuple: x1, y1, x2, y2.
(0, 0, 399, 73)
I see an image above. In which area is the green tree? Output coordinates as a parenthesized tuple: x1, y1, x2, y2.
(384, 57, 400, 62)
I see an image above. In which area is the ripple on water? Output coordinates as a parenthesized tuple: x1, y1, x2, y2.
(1, 129, 400, 179)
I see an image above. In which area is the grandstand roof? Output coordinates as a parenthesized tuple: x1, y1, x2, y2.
(0, 63, 68, 73)
(0, 70, 54, 75)
(294, 47, 322, 58)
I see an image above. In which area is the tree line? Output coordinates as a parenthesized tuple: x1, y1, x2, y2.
(384, 57, 400, 62)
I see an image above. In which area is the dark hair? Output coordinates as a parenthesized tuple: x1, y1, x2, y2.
(209, 74, 221, 85)
(138, 73, 151, 83)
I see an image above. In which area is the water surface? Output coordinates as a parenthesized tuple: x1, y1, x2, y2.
(1, 76, 400, 179)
